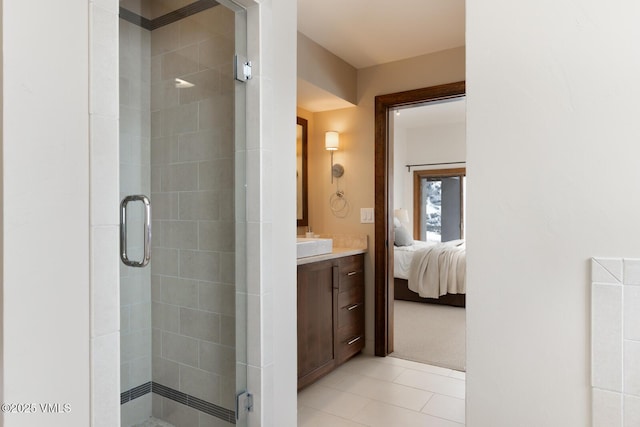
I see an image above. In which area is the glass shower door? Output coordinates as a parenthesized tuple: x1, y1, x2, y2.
(118, 1, 248, 425)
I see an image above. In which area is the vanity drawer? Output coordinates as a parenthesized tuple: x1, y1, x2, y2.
(338, 288, 364, 328)
(338, 254, 364, 292)
(337, 313, 364, 342)
(337, 332, 365, 363)
(338, 319, 364, 363)
(338, 286, 363, 307)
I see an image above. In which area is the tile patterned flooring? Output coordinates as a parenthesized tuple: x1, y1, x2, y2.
(298, 354, 465, 427)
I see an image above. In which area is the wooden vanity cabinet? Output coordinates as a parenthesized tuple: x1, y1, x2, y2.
(297, 258, 337, 389)
(297, 254, 364, 389)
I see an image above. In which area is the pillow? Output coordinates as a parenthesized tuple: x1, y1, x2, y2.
(394, 223, 414, 247)
(393, 217, 401, 228)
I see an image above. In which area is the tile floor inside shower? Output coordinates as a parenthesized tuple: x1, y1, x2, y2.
(133, 418, 175, 427)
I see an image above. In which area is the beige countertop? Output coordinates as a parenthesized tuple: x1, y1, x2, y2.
(296, 247, 367, 265)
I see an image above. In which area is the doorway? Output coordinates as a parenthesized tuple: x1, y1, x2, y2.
(389, 99, 466, 370)
(374, 81, 466, 357)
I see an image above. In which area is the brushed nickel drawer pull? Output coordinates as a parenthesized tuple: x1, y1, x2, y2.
(347, 303, 360, 311)
(347, 336, 361, 345)
(347, 271, 358, 276)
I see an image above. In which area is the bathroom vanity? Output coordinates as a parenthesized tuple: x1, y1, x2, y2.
(297, 251, 365, 389)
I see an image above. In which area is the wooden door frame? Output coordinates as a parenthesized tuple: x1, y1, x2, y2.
(374, 81, 466, 356)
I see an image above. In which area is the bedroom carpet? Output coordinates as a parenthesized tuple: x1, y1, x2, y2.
(391, 300, 466, 372)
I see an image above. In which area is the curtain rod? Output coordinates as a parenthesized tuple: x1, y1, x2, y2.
(405, 161, 466, 172)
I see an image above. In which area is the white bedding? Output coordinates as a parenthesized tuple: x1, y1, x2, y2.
(394, 239, 466, 298)
(393, 240, 438, 280)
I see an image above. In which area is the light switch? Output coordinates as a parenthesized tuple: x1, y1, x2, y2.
(360, 208, 374, 223)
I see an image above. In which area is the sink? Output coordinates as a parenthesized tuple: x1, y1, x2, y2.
(296, 238, 333, 258)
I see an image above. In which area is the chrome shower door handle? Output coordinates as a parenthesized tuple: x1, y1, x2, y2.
(120, 195, 152, 267)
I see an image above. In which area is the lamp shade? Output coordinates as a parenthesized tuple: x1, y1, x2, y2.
(394, 208, 410, 224)
(325, 131, 339, 151)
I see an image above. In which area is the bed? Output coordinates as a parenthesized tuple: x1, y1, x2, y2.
(393, 239, 466, 307)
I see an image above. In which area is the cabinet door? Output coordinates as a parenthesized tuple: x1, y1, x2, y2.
(297, 260, 337, 388)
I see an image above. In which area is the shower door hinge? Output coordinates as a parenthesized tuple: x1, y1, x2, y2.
(235, 55, 252, 82)
(236, 390, 253, 421)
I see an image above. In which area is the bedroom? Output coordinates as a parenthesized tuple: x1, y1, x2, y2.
(391, 97, 466, 371)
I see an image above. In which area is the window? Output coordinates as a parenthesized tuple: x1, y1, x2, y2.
(413, 168, 466, 242)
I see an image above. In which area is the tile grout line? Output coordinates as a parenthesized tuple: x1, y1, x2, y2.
(419, 392, 436, 413)
(318, 378, 436, 415)
(306, 372, 464, 424)
(595, 259, 622, 284)
(622, 265, 625, 424)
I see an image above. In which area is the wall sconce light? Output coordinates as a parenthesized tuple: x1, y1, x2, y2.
(325, 131, 344, 183)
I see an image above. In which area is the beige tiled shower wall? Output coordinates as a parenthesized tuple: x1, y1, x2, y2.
(120, 17, 153, 426)
(149, 5, 238, 419)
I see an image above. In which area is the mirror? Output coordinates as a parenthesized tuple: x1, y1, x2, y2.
(297, 117, 309, 227)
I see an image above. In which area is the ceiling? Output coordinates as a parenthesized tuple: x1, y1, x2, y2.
(121, 0, 465, 69)
(393, 97, 466, 131)
(297, 0, 465, 70)
(297, 0, 465, 112)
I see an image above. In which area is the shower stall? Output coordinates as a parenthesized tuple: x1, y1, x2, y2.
(118, 1, 248, 425)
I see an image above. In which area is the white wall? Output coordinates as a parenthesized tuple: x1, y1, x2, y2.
(0, 0, 4, 418)
(89, 2, 121, 427)
(2, 0, 91, 426)
(241, 0, 298, 425)
(271, 1, 297, 422)
(405, 123, 466, 165)
(394, 121, 466, 228)
(392, 126, 407, 211)
(297, 32, 357, 105)
(466, 0, 640, 425)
